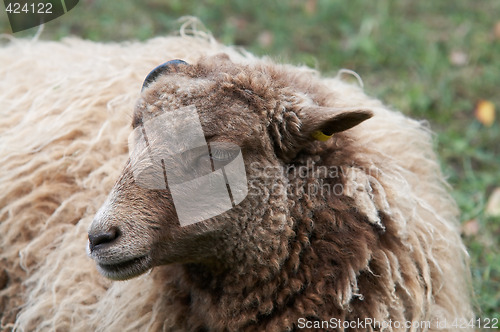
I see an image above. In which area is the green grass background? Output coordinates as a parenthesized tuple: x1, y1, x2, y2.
(1, 0, 499, 321)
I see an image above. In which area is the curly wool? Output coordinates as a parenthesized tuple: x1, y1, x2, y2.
(0, 26, 472, 331)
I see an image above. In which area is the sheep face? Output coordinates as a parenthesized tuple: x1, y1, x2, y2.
(87, 55, 372, 280)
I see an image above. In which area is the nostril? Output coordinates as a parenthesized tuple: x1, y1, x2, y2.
(88, 227, 120, 252)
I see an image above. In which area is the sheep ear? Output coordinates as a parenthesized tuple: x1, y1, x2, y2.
(142, 59, 189, 91)
(301, 107, 373, 141)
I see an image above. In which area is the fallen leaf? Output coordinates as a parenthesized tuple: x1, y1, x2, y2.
(486, 187, 500, 217)
(494, 21, 500, 40)
(228, 16, 248, 30)
(449, 50, 468, 66)
(257, 31, 274, 48)
(305, 0, 317, 15)
(475, 100, 495, 127)
(462, 219, 480, 236)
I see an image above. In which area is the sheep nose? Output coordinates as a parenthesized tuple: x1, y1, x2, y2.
(88, 227, 120, 252)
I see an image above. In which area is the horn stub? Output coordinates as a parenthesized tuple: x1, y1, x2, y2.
(141, 59, 189, 91)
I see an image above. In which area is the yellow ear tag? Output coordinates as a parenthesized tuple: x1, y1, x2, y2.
(312, 130, 333, 142)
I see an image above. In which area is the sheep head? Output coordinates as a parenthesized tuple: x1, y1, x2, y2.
(87, 54, 372, 280)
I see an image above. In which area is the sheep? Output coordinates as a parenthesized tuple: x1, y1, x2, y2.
(0, 26, 473, 331)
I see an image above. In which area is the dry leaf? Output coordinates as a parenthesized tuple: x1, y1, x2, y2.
(475, 100, 495, 127)
(305, 0, 317, 15)
(257, 31, 274, 48)
(449, 50, 468, 66)
(486, 187, 500, 217)
(494, 21, 500, 40)
(462, 219, 479, 236)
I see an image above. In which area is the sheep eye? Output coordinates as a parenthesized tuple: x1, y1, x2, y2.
(210, 148, 238, 162)
(209, 142, 240, 169)
(170, 143, 241, 182)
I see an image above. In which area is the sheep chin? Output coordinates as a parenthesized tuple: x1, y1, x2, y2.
(96, 255, 153, 281)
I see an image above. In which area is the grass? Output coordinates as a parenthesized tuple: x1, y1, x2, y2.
(2, 0, 499, 320)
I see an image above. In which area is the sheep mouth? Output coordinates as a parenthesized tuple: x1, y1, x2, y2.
(97, 255, 152, 281)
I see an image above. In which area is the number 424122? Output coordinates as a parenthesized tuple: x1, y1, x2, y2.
(451, 318, 499, 329)
(5, 2, 53, 14)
